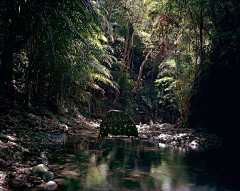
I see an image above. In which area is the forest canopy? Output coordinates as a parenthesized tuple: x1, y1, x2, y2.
(1, 0, 240, 139)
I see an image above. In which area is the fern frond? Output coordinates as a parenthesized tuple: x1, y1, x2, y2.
(91, 73, 119, 91)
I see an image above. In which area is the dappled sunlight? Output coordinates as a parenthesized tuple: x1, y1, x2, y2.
(86, 164, 103, 187)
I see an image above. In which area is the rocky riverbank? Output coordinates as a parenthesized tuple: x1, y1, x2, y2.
(0, 110, 98, 191)
(0, 112, 223, 191)
(137, 123, 223, 149)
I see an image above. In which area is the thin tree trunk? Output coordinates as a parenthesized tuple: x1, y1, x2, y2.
(120, 22, 131, 76)
(131, 49, 152, 95)
(126, 32, 135, 71)
(115, 21, 131, 101)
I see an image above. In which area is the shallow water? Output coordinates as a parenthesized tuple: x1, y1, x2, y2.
(50, 135, 239, 191)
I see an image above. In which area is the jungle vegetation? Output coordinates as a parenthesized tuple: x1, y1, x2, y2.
(1, 0, 240, 143)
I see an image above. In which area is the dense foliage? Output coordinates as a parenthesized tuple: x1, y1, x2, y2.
(1, 0, 240, 143)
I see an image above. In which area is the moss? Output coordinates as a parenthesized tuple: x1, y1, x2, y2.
(98, 110, 138, 139)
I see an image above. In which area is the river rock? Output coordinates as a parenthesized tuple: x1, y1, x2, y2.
(189, 140, 199, 147)
(158, 134, 171, 142)
(149, 124, 160, 131)
(32, 164, 49, 176)
(42, 180, 57, 190)
(43, 160, 49, 166)
(41, 152, 50, 160)
(24, 168, 32, 175)
(159, 123, 172, 129)
(59, 124, 68, 132)
(139, 134, 148, 139)
(43, 171, 54, 182)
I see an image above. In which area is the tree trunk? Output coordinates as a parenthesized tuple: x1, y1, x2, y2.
(115, 21, 131, 101)
(131, 49, 152, 96)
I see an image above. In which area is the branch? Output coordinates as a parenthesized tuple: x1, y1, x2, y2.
(131, 49, 152, 95)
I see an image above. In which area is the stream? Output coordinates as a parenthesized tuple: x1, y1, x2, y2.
(49, 131, 240, 191)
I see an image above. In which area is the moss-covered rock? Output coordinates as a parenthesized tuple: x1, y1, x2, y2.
(97, 110, 138, 139)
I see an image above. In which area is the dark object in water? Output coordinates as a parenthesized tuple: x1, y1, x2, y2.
(97, 110, 138, 140)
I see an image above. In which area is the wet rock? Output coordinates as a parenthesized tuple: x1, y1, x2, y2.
(42, 180, 57, 190)
(158, 134, 171, 142)
(159, 123, 172, 129)
(149, 124, 160, 131)
(41, 152, 50, 160)
(153, 136, 160, 140)
(139, 134, 148, 140)
(43, 160, 49, 166)
(171, 141, 178, 146)
(32, 164, 49, 177)
(43, 171, 54, 182)
(0, 171, 7, 188)
(59, 124, 68, 132)
(189, 140, 199, 147)
(24, 168, 32, 175)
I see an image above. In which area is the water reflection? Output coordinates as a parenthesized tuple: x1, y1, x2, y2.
(50, 136, 234, 191)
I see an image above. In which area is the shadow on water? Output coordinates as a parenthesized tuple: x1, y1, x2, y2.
(49, 135, 240, 191)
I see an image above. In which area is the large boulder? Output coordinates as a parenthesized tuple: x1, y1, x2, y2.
(97, 110, 138, 139)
